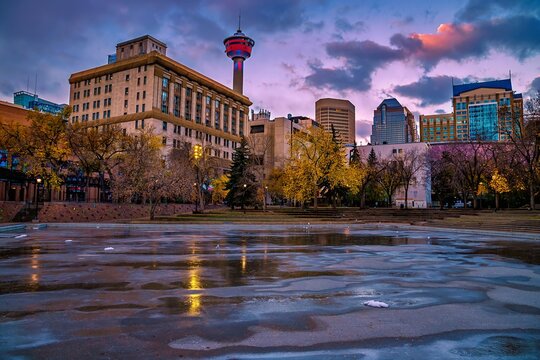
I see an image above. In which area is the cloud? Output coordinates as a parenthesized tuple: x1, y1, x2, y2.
(304, 20, 325, 33)
(435, 109, 447, 114)
(356, 120, 372, 142)
(455, 0, 540, 22)
(394, 76, 454, 106)
(391, 17, 540, 68)
(305, 40, 403, 91)
(334, 18, 366, 33)
(529, 76, 540, 95)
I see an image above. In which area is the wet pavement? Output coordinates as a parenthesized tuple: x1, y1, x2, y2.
(0, 224, 539, 359)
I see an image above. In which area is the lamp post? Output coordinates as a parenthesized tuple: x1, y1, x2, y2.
(193, 144, 203, 213)
(242, 183, 247, 210)
(35, 176, 42, 221)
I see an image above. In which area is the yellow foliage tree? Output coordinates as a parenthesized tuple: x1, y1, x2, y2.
(489, 170, 511, 210)
(0, 108, 71, 188)
(282, 127, 363, 208)
(211, 174, 229, 204)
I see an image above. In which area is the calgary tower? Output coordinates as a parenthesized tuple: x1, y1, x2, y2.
(223, 18, 255, 94)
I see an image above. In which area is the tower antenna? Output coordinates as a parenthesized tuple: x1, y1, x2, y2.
(34, 72, 38, 96)
(238, 11, 241, 32)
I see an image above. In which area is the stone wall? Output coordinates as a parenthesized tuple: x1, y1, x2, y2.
(37, 202, 194, 222)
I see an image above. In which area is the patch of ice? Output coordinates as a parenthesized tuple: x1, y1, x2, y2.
(15, 234, 27, 239)
(363, 300, 389, 308)
(65, 239, 73, 243)
(104, 247, 114, 251)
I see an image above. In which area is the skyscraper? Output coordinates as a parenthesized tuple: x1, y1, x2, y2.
(452, 79, 523, 141)
(315, 98, 355, 144)
(419, 113, 455, 142)
(371, 98, 416, 145)
(223, 23, 255, 94)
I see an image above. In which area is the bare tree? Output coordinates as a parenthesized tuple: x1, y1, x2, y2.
(245, 133, 273, 210)
(499, 93, 540, 209)
(395, 148, 425, 209)
(376, 158, 401, 207)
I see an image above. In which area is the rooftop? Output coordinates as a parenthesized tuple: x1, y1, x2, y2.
(453, 79, 513, 97)
(116, 35, 167, 49)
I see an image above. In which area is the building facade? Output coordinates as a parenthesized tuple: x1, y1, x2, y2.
(248, 112, 318, 180)
(359, 142, 431, 208)
(371, 98, 416, 145)
(69, 35, 252, 164)
(452, 79, 523, 141)
(14, 91, 66, 114)
(419, 113, 455, 142)
(315, 98, 355, 144)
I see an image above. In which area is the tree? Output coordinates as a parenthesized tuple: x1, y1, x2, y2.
(191, 140, 218, 212)
(211, 174, 229, 204)
(0, 108, 71, 192)
(112, 128, 194, 219)
(376, 158, 401, 207)
(67, 123, 127, 201)
(395, 148, 425, 209)
(225, 137, 257, 209)
(500, 92, 540, 209)
(445, 142, 490, 209)
(427, 146, 454, 210)
(490, 170, 511, 210)
(245, 133, 273, 210)
(282, 126, 347, 208)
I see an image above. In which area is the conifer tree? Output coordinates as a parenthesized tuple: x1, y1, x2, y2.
(225, 137, 257, 209)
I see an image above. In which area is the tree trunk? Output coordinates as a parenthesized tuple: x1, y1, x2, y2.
(495, 192, 500, 211)
(360, 191, 366, 209)
(530, 181, 535, 210)
(404, 184, 409, 209)
(313, 188, 318, 209)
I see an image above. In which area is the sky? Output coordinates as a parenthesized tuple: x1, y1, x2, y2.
(1, 0, 540, 144)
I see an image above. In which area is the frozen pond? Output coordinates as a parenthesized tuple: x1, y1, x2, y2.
(1, 224, 539, 359)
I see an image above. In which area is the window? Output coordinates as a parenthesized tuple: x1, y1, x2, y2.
(161, 91, 169, 113)
(162, 137, 167, 145)
(141, 119, 145, 129)
(143, 76, 147, 85)
(125, 74, 130, 81)
(124, 99, 128, 108)
(135, 120, 138, 129)
(143, 91, 146, 99)
(137, 78, 140, 86)
(174, 95, 180, 117)
(125, 87, 129, 95)
(136, 105, 139, 113)
(137, 92, 140, 100)
(162, 77, 169, 88)
(250, 125, 264, 134)
(142, 104, 145, 112)
(162, 121, 167, 131)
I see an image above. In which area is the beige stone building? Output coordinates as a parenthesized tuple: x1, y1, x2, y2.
(69, 35, 252, 163)
(247, 111, 318, 180)
(419, 113, 455, 142)
(315, 98, 355, 144)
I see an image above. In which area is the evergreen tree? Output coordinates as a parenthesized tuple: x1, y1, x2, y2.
(350, 142, 361, 165)
(225, 137, 257, 209)
(368, 148, 378, 166)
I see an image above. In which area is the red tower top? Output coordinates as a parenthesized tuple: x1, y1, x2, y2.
(224, 27, 255, 61)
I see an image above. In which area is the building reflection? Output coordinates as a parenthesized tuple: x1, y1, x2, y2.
(187, 255, 202, 315)
(29, 246, 40, 290)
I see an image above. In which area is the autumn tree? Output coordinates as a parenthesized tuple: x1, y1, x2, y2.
(0, 108, 71, 193)
(211, 174, 229, 204)
(112, 128, 194, 219)
(67, 123, 128, 201)
(191, 139, 218, 212)
(282, 126, 348, 208)
(500, 92, 540, 209)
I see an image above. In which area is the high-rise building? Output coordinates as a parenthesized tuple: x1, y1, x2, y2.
(419, 113, 455, 142)
(69, 35, 252, 164)
(452, 79, 523, 141)
(371, 98, 416, 145)
(13, 91, 66, 114)
(315, 98, 355, 144)
(223, 24, 255, 94)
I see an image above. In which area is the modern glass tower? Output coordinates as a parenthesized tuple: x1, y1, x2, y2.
(370, 98, 416, 145)
(452, 79, 523, 141)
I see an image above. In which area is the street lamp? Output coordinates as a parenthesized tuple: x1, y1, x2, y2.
(193, 144, 203, 213)
(35, 176, 42, 221)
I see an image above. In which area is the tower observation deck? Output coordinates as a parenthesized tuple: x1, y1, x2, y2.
(224, 22, 254, 94)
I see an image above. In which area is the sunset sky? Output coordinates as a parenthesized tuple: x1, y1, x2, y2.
(1, 0, 539, 143)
